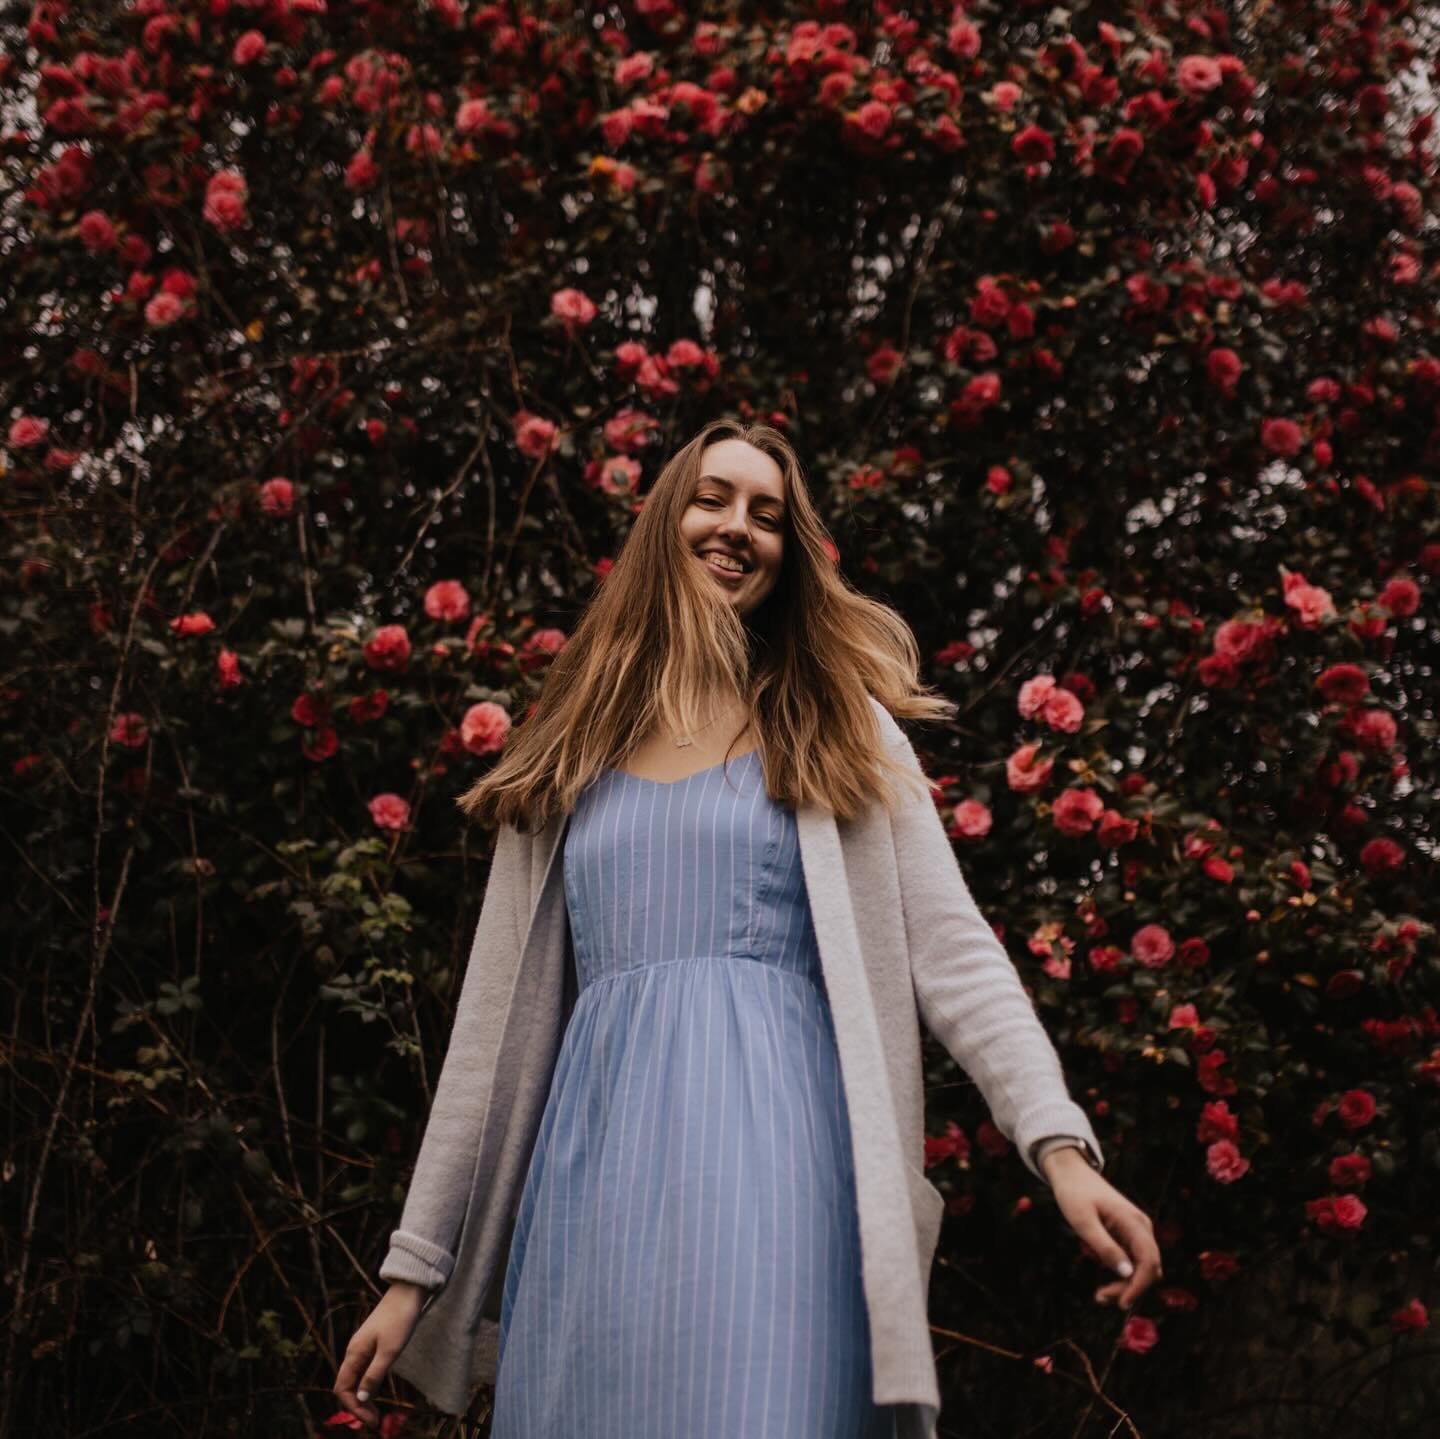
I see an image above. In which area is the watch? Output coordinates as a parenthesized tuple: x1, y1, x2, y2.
(1033, 1135, 1101, 1174)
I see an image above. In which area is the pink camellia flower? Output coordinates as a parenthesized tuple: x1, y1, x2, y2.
(550, 286, 598, 332)
(614, 51, 656, 86)
(1328, 1152, 1371, 1188)
(460, 700, 511, 755)
(1199, 1250, 1238, 1283)
(1018, 674, 1086, 732)
(666, 338, 705, 369)
(1377, 575, 1420, 617)
(1197, 1099, 1238, 1142)
(1119, 1315, 1158, 1354)
(217, 648, 243, 689)
(1168, 1002, 1200, 1031)
(949, 798, 992, 839)
(1260, 416, 1303, 457)
(866, 341, 903, 384)
(9, 415, 49, 448)
(291, 693, 331, 727)
(301, 725, 338, 762)
(1052, 786, 1104, 837)
(1206, 1139, 1251, 1183)
(1087, 944, 1123, 975)
(363, 624, 412, 672)
(597, 454, 641, 496)
(1281, 565, 1336, 627)
(78, 209, 117, 251)
(170, 611, 216, 637)
(259, 477, 295, 516)
(350, 690, 389, 723)
(1305, 1193, 1367, 1234)
(604, 407, 658, 454)
(346, 148, 379, 190)
(1096, 809, 1138, 847)
(424, 579, 470, 623)
(1389, 1299, 1428, 1334)
(1131, 923, 1175, 970)
(1315, 662, 1369, 704)
(1347, 706, 1397, 751)
(1011, 123, 1054, 163)
(1336, 1088, 1376, 1129)
(232, 29, 267, 64)
(1005, 741, 1053, 793)
(145, 292, 185, 327)
(109, 711, 148, 747)
(518, 626, 567, 673)
(613, 340, 650, 373)
(1359, 836, 1406, 878)
(513, 410, 558, 460)
(368, 792, 411, 833)
(1176, 54, 1223, 99)
(203, 169, 249, 231)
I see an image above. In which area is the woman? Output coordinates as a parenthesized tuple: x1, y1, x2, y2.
(334, 418, 1161, 1437)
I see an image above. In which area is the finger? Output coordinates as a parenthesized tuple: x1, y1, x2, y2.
(1077, 1215, 1137, 1287)
(355, 1346, 397, 1417)
(1109, 1209, 1161, 1301)
(334, 1340, 380, 1430)
(1117, 1233, 1164, 1308)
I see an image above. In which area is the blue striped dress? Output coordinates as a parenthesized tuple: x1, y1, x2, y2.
(490, 748, 897, 1438)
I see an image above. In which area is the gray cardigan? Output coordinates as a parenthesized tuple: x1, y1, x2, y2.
(378, 697, 1104, 1439)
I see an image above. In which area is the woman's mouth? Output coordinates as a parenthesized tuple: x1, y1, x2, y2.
(700, 551, 748, 582)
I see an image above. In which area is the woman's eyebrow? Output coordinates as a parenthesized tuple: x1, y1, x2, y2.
(697, 474, 786, 511)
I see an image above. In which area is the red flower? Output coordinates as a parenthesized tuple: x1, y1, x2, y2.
(1336, 1088, 1376, 1129)
(291, 693, 331, 727)
(368, 793, 410, 833)
(1205, 1139, 1250, 1183)
(1390, 1299, 1428, 1334)
(350, 690, 389, 723)
(1304, 1193, 1367, 1234)
(1119, 1315, 1158, 1353)
(1196, 1100, 1238, 1143)
(1131, 923, 1175, 970)
(364, 624, 412, 673)
(301, 726, 338, 762)
(170, 611, 216, 637)
(1328, 1152, 1370, 1189)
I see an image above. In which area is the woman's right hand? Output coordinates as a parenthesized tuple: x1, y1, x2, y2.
(333, 1281, 427, 1431)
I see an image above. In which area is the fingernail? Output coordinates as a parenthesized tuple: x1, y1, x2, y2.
(357, 1389, 370, 1403)
(1116, 1259, 1133, 1278)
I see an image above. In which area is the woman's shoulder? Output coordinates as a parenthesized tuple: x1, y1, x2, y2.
(866, 693, 907, 747)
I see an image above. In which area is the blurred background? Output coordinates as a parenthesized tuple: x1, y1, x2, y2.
(1, 1, 1437, 1435)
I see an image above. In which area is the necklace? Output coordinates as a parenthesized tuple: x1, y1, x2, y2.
(672, 715, 717, 748)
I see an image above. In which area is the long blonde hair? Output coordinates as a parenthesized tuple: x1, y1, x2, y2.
(456, 417, 956, 831)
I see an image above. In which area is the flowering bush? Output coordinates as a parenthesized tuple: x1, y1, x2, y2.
(2, 2, 1436, 1435)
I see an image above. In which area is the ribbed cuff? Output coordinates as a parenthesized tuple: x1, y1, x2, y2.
(378, 1229, 454, 1291)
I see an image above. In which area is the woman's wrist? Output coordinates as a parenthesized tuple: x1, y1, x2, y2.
(1038, 1141, 1093, 1182)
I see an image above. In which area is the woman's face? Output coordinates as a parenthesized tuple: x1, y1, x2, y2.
(679, 439, 786, 619)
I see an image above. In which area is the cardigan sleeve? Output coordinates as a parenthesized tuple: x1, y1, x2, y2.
(882, 723, 1106, 1184)
(378, 820, 526, 1290)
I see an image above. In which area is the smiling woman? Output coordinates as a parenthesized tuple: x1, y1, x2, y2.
(333, 416, 1156, 1439)
(681, 440, 787, 616)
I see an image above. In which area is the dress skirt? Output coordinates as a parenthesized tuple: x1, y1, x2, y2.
(490, 749, 896, 1438)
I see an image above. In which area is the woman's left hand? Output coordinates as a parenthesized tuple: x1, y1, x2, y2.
(1041, 1147, 1163, 1310)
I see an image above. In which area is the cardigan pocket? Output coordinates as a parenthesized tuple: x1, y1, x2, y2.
(905, 1162, 946, 1305)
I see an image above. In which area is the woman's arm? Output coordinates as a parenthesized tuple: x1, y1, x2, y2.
(884, 727, 1105, 1183)
(378, 821, 527, 1291)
